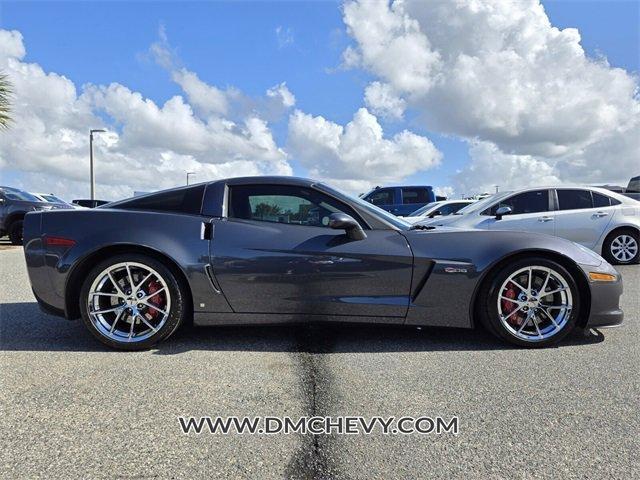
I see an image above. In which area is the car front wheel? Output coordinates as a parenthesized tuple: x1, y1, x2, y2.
(478, 258, 579, 347)
(80, 254, 186, 350)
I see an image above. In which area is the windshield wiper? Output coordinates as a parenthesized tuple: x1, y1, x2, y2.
(409, 224, 436, 230)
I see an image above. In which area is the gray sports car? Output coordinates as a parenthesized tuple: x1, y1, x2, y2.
(23, 176, 623, 350)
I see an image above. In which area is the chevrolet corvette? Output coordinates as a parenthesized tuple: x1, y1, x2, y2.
(23, 177, 623, 350)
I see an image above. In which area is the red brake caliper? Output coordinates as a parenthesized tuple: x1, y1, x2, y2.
(501, 282, 522, 326)
(146, 280, 165, 319)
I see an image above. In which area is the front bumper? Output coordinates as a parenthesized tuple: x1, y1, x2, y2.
(583, 263, 624, 328)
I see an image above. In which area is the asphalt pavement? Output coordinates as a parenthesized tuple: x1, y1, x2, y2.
(1, 243, 638, 479)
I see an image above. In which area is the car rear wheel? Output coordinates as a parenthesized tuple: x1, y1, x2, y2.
(8, 220, 23, 245)
(478, 258, 580, 347)
(80, 254, 186, 350)
(603, 229, 639, 265)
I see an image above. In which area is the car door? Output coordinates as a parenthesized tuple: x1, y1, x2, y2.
(209, 184, 413, 319)
(553, 189, 615, 249)
(485, 189, 555, 235)
(364, 187, 397, 214)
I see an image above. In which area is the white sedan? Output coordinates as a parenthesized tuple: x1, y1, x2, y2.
(403, 199, 475, 224)
(419, 186, 640, 265)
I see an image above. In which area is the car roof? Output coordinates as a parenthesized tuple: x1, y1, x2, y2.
(484, 185, 636, 204)
(372, 185, 433, 189)
(218, 176, 320, 187)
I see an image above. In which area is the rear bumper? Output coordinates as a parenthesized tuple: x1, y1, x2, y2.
(23, 212, 69, 318)
(33, 288, 66, 318)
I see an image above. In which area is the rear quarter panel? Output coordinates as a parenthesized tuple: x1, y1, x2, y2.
(25, 208, 229, 317)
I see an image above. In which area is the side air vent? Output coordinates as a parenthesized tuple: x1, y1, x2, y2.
(204, 264, 222, 294)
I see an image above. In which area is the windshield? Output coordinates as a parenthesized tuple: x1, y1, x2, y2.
(409, 201, 440, 217)
(317, 183, 411, 230)
(42, 194, 65, 203)
(455, 193, 507, 214)
(1, 188, 41, 202)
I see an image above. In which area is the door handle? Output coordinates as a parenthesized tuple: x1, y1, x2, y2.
(594, 211, 609, 218)
(538, 216, 553, 222)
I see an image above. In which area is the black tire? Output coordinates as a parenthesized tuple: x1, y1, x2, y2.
(477, 257, 580, 348)
(79, 253, 186, 350)
(8, 220, 23, 245)
(602, 229, 639, 265)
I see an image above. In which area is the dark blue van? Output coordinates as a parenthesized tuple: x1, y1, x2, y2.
(361, 185, 436, 216)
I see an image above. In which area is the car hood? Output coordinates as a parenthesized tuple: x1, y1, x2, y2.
(417, 214, 468, 227)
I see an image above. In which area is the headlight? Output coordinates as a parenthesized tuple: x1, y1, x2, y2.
(33, 205, 53, 211)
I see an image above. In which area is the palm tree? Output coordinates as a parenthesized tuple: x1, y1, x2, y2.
(0, 72, 12, 129)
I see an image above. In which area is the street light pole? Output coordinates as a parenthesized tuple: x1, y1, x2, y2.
(89, 129, 106, 200)
(186, 172, 195, 185)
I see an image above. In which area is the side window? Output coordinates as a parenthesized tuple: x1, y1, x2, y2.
(402, 188, 428, 205)
(447, 203, 469, 214)
(592, 192, 612, 208)
(366, 188, 394, 206)
(557, 189, 593, 210)
(484, 190, 550, 215)
(437, 204, 458, 215)
(229, 185, 365, 228)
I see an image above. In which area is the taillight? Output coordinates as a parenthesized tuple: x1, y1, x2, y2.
(44, 236, 76, 247)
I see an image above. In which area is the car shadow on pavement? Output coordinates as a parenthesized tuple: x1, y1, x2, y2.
(1, 301, 605, 354)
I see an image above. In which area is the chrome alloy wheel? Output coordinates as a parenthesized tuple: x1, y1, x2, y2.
(87, 262, 171, 343)
(610, 234, 638, 263)
(497, 266, 573, 342)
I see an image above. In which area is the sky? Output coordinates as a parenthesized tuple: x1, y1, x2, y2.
(0, 0, 638, 201)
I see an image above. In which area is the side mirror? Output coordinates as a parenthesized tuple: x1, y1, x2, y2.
(329, 213, 367, 240)
(428, 209, 441, 218)
(495, 206, 512, 220)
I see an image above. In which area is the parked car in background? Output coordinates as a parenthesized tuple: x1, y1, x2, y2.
(32, 192, 84, 209)
(361, 185, 436, 216)
(419, 186, 640, 265)
(72, 199, 110, 208)
(622, 175, 640, 201)
(0, 186, 73, 245)
(404, 199, 475, 224)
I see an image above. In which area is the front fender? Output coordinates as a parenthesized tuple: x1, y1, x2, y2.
(403, 228, 606, 328)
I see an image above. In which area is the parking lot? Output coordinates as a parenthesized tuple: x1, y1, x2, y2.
(1, 242, 638, 479)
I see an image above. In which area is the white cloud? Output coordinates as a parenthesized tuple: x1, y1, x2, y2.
(364, 81, 406, 120)
(434, 186, 454, 199)
(288, 107, 441, 192)
(171, 69, 230, 117)
(343, 0, 640, 190)
(0, 28, 292, 201)
(454, 141, 561, 196)
(267, 82, 296, 109)
(150, 28, 295, 122)
(275, 26, 294, 49)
